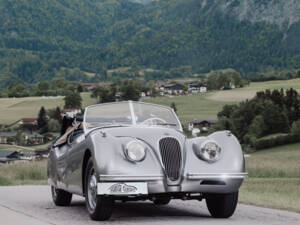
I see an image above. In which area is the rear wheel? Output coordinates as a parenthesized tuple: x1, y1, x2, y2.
(51, 186, 72, 206)
(153, 197, 171, 205)
(85, 158, 114, 221)
(205, 192, 238, 218)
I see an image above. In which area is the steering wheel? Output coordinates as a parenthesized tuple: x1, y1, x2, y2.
(141, 117, 167, 126)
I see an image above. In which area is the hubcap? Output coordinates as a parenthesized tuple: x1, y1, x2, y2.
(87, 169, 97, 211)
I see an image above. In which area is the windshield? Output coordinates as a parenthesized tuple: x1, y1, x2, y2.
(84, 101, 181, 133)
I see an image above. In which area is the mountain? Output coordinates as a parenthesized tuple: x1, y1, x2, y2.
(0, 0, 299, 87)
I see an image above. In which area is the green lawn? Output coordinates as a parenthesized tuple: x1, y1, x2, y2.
(144, 93, 233, 126)
(240, 142, 300, 213)
(0, 92, 97, 125)
(207, 78, 300, 102)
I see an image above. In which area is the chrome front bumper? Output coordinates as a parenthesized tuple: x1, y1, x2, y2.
(98, 172, 248, 195)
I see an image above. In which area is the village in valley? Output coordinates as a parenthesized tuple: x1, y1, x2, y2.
(0, 70, 245, 164)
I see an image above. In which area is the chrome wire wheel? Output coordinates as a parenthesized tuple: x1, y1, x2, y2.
(87, 169, 97, 211)
(85, 158, 114, 221)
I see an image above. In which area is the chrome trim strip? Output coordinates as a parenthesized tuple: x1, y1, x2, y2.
(187, 172, 248, 180)
(100, 174, 164, 181)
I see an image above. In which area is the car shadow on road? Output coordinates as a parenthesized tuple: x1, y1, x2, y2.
(70, 199, 211, 222)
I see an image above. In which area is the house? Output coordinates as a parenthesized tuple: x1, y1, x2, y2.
(188, 120, 217, 132)
(19, 118, 38, 127)
(25, 133, 44, 145)
(0, 132, 17, 144)
(61, 108, 82, 118)
(35, 149, 50, 159)
(188, 82, 207, 93)
(82, 83, 97, 91)
(0, 150, 21, 163)
(20, 152, 36, 161)
(164, 83, 185, 95)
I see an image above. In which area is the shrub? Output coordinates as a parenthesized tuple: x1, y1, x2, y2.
(253, 134, 299, 150)
(291, 119, 300, 137)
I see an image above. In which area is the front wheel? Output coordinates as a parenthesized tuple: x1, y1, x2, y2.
(85, 158, 114, 221)
(205, 192, 238, 218)
(51, 186, 72, 206)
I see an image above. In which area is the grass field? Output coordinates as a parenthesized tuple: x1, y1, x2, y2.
(0, 160, 47, 186)
(144, 93, 233, 126)
(0, 92, 97, 125)
(1, 79, 300, 126)
(239, 143, 300, 213)
(207, 78, 300, 102)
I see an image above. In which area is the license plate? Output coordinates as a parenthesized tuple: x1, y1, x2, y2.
(97, 182, 148, 195)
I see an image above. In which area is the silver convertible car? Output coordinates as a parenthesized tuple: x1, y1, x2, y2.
(48, 101, 247, 221)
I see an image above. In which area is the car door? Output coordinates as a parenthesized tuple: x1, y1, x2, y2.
(65, 130, 86, 195)
(51, 143, 71, 190)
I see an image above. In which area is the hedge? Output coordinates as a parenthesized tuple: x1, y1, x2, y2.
(254, 134, 300, 150)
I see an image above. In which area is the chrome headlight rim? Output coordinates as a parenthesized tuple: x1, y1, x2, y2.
(195, 140, 222, 163)
(124, 140, 147, 162)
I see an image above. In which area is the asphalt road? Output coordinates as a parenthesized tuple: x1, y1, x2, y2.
(0, 186, 299, 225)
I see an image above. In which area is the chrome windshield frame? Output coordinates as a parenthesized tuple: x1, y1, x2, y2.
(83, 101, 183, 135)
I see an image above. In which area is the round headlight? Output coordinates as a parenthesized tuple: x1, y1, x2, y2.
(125, 141, 146, 162)
(195, 141, 221, 163)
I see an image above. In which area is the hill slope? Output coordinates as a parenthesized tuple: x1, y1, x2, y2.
(0, 0, 299, 87)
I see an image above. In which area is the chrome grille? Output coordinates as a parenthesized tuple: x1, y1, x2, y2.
(159, 137, 182, 181)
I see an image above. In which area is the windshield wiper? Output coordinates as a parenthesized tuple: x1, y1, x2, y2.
(156, 123, 177, 126)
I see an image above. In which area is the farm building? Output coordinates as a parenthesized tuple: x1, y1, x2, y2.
(0, 132, 17, 144)
(25, 133, 44, 145)
(164, 83, 185, 95)
(188, 82, 207, 93)
(0, 150, 21, 163)
(188, 120, 217, 131)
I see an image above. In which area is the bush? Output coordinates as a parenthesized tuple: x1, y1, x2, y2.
(48, 119, 60, 132)
(253, 134, 299, 150)
(291, 119, 300, 137)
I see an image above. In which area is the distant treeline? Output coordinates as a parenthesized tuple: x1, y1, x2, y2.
(251, 69, 300, 82)
(0, 77, 85, 98)
(1, 0, 300, 87)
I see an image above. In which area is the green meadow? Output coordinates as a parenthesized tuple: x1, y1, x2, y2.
(1, 79, 300, 126)
(240, 143, 300, 213)
(0, 93, 97, 125)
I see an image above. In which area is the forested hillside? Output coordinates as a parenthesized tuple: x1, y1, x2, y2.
(0, 0, 299, 88)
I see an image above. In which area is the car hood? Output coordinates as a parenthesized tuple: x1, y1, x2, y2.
(101, 126, 186, 149)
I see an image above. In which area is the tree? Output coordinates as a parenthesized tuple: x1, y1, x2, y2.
(171, 102, 177, 113)
(8, 83, 30, 97)
(207, 73, 218, 90)
(47, 107, 62, 123)
(91, 84, 116, 103)
(120, 79, 142, 101)
(232, 72, 243, 87)
(37, 106, 48, 133)
(64, 91, 82, 109)
(291, 119, 300, 137)
(48, 119, 60, 132)
(248, 115, 267, 138)
(217, 73, 231, 89)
